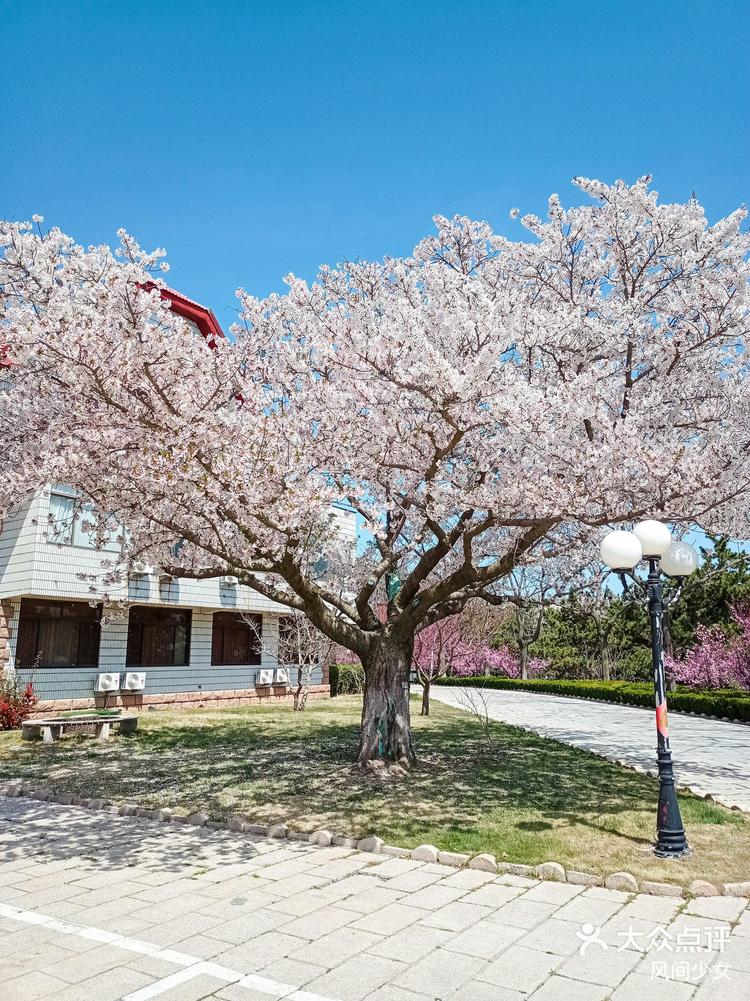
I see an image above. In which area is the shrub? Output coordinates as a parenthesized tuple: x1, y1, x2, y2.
(0, 679, 38, 730)
(330, 662, 365, 696)
(433, 675, 750, 722)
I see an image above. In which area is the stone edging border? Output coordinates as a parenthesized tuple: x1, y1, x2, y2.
(2, 780, 749, 902)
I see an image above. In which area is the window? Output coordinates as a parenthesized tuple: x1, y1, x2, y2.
(47, 486, 120, 551)
(48, 491, 76, 545)
(16, 599, 101, 669)
(211, 612, 262, 666)
(126, 607, 191, 667)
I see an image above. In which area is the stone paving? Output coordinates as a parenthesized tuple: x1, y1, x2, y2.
(429, 686, 750, 813)
(1, 798, 749, 1000)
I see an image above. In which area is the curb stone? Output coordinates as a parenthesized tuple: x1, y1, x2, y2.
(411, 844, 439, 863)
(2, 781, 749, 899)
(688, 880, 720, 896)
(536, 861, 566, 881)
(605, 872, 640, 893)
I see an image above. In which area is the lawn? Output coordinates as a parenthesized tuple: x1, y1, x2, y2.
(0, 695, 747, 887)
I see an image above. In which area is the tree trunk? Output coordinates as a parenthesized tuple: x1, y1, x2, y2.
(662, 609, 676, 692)
(358, 635, 416, 766)
(519, 644, 529, 681)
(421, 680, 430, 716)
(599, 628, 612, 681)
(293, 666, 309, 711)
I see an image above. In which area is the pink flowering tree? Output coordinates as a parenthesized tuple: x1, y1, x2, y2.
(667, 605, 750, 689)
(2, 178, 750, 767)
(412, 602, 507, 715)
(413, 613, 549, 715)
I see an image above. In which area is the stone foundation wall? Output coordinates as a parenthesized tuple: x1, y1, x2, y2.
(32, 683, 331, 716)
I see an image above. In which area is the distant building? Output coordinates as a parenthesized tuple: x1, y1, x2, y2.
(0, 288, 354, 713)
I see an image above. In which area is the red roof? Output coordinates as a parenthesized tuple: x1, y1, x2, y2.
(0, 284, 224, 371)
(156, 285, 224, 341)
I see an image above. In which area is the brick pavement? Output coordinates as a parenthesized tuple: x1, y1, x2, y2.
(1, 797, 748, 1001)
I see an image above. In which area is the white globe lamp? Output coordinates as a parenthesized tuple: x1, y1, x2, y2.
(600, 530, 643, 571)
(661, 541, 699, 578)
(633, 519, 672, 557)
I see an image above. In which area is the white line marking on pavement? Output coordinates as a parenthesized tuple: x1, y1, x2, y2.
(122, 966, 215, 1001)
(0, 901, 343, 1001)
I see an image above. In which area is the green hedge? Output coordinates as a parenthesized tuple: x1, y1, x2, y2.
(330, 662, 365, 697)
(433, 676, 750, 722)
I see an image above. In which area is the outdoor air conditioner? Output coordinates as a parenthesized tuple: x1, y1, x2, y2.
(96, 673, 121, 692)
(256, 669, 274, 687)
(274, 668, 290, 686)
(220, 575, 239, 586)
(122, 672, 146, 692)
(131, 561, 154, 576)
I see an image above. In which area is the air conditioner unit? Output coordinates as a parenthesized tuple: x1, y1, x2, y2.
(96, 673, 121, 692)
(131, 561, 154, 576)
(220, 575, 239, 586)
(274, 668, 290, 686)
(122, 672, 146, 691)
(256, 669, 274, 686)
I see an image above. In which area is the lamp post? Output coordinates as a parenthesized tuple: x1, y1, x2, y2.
(600, 520, 698, 859)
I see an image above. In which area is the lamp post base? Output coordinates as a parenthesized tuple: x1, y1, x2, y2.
(655, 747, 689, 858)
(654, 840, 691, 859)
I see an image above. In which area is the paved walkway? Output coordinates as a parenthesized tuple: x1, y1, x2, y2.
(428, 686, 750, 813)
(1, 798, 749, 1001)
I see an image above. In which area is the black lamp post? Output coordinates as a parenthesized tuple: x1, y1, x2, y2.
(600, 521, 698, 859)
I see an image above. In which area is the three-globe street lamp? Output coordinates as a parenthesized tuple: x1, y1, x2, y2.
(599, 520, 699, 859)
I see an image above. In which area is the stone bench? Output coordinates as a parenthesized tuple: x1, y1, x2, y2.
(22, 715, 138, 743)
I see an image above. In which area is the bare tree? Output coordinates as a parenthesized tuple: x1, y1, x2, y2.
(241, 612, 335, 711)
(278, 614, 336, 711)
(499, 568, 557, 679)
(455, 683, 499, 754)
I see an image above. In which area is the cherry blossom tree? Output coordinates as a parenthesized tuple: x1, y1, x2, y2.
(667, 605, 750, 689)
(2, 178, 750, 767)
(412, 601, 507, 715)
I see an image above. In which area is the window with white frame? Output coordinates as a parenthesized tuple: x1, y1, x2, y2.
(47, 486, 121, 551)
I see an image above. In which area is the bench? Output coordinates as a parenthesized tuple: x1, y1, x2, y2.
(21, 715, 139, 743)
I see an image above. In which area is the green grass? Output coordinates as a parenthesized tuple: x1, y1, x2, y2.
(434, 676, 750, 721)
(1, 696, 747, 887)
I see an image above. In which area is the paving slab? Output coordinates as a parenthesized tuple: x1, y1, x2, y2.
(2, 796, 748, 1001)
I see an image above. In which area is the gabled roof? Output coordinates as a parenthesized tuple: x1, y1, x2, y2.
(0, 284, 224, 370)
(157, 285, 224, 341)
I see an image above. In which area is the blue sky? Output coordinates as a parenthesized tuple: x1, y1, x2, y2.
(3, 1, 749, 333)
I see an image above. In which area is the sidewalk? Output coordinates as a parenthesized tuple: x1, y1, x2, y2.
(429, 686, 750, 813)
(1, 797, 748, 1001)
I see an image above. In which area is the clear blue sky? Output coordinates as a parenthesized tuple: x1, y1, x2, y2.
(4, 1, 749, 332)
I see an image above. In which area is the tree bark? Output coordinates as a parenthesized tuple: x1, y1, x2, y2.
(358, 635, 416, 766)
(598, 626, 612, 681)
(519, 644, 529, 681)
(421, 680, 430, 716)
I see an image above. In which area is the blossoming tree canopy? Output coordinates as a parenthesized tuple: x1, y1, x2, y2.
(2, 176, 750, 765)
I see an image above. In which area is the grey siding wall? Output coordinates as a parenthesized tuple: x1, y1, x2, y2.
(0, 486, 350, 703)
(11, 609, 325, 702)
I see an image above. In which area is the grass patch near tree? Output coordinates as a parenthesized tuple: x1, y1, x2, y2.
(0, 696, 747, 887)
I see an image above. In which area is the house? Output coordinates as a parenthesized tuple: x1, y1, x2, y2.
(0, 288, 355, 714)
